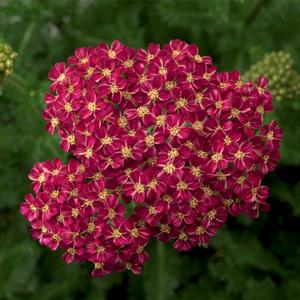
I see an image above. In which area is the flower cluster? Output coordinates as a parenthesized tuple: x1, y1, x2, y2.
(0, 41, 17, 86)
(244, 51, 300, 101)
(20, 40, 282, 277)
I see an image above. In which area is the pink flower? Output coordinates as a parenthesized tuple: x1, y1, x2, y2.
(225, 141, 256, 170)
(169, 169, 199, 201)
(20, 194, 40, 222)
(20, 39, 282, 278)
(123, 170, 149, 203)
(203, 88, 232, 117)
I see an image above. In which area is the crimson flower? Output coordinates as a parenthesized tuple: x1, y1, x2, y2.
(20, 39, 282, 278)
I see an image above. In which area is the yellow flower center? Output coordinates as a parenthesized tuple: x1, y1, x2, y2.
(84, 148, 93, 158)
(197, 150, 208, 158)
(80, 57, 88, 64)
(57, 73, 66, 82)
(69, 189, 78, 197)
(145, 135, 155, 147)
(108, 208, 116, 219)
(148, 178, 158, 189)
(67, 85, 74, 94)
(203, 72, 211, 80)
(176, 181, 188, 190)
(30, 204, 37, 212)
(148, 88, 159, 100)
(266, 130, 274, 140)
(195, 93, 203, 104)
(207, 209, 217, 220)
(194, 55, 203, 63)
(156, 115, 166, 126)
(51, 117, 59, 128)
(97, 246, 105, 253)
(192, 121, 203, 131)
(191, 166, 201, 178)
(101, 136, 113, 145)
(170, 126, 180, 136)
(172, 50, 180, 57)
(159, 66, 167, 75)
(257, 105, 264, 114)
(50, 190, 59, 199)
(109, 83, 119, 93)
(85, 67, 94, 79)
(224, 136, 232, 145)
(121, 146, 132, 158)
(87, 222, 95, 233)
(223, 199, 233, 207)
(216, 171, 226, 181)
(163, 163, 175, 174)
(160, 224, 170, 233)
(87, 102, 96, 112)
(95, 262, 104, 269)
(38, 173, 45, 183)
(211, 152, 223, 161)
(98, 189, 108, 200)
(179, 232, 188, 241)
(168, 148, 178, 158)
(108, 50, 116, 59)
(165, 81, 176, 91)
(139, 74, 147, 83)
(215, 100, 222, 109)
(196, 226, 206, 235)
(112, 229, 122, 238)
(237, 176, 246, 185)
(175, 98, 187, 109)
(186, 73, 194, 83)
(147, 53, 154, 61)
(64, 102, 73, 112)
(148, 206, 157, 215)
(234, 150, 245, 160)
(67, 134, 75, 145)
(71, 208, 79, 218)
(147, 156, 157, 166)
(123, 59, 134, 68)
(231, 108, 240, 117)
(162, 194, 173, 203)
(137, 106, 149, 117)
(203, 186, 213, 196)
(52, 234, 61, 242)
(118, 116, 128, 128)
(130, 228, 139, 238)
(189, 197, 198, 208)
(134, 182, 145, 194)
(41, 204, 49, 213)
(101, 68, 111, 77)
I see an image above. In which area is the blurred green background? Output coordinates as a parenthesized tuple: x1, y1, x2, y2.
(1, 0, 300, 299)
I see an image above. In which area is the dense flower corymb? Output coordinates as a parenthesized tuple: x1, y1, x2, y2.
(0, 41, 17, 87)
(20, 39, 282, 277)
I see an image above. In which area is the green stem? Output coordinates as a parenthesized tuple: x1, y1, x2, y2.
(18, 21, 36, 57)
(234, 0, 269, 69)
(7, 73, 28, 95)
(8, 73, 41, 118)
(47, 136, 62, 158)
(157, 240, 166, 300)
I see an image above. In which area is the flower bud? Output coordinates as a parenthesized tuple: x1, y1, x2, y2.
(0, 41, 17, 86)
(244, 51, 300, 101)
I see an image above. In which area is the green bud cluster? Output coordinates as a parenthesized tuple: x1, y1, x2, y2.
(243, 51, 300, 101)
(0, 41, 17, 86)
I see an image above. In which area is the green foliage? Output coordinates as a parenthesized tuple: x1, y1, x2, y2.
(1, 0, 300, 299)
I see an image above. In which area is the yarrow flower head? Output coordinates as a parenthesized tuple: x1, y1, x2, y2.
(0, 40, 17, 87)
(243, 51, 300, 101)
(20, 39, 283, 277)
